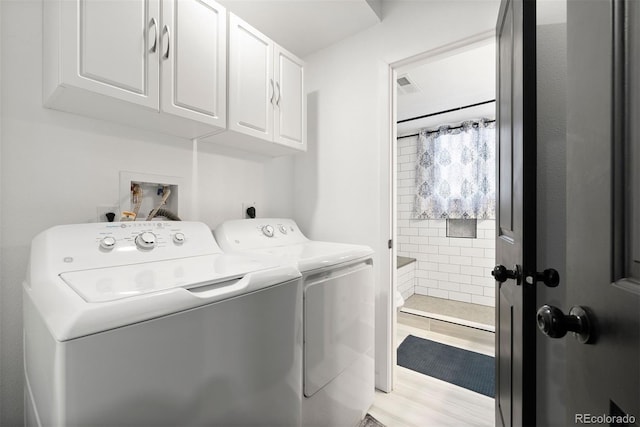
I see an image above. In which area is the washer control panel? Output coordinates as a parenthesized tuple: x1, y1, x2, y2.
(95, 222, 192, 253)
(41, 221, 221, 273)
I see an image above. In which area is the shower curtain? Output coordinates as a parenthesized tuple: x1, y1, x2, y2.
(413, 119, 496, 219)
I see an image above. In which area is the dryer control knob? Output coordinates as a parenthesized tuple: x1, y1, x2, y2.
(135, 231, 157, 250)
(262, 225, 275, 237)
(278, 225, 288, 234)
(173, 232, 185, 245)
(99, 236, 116, 250)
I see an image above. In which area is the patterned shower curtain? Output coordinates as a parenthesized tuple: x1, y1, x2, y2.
(413, 119, 496, 219)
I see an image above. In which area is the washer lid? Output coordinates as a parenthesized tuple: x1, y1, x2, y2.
(27, 252, 300, 341)
(24, 221, 302, 341)
(60, 254, 270, 303)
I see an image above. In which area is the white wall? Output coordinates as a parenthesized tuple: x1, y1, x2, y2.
(0, 1, 294, 424)
(294, 0, 500, 390)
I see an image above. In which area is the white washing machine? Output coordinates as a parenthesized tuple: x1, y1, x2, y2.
(23, 221, 302, 427)
(214, 218, 375, 427)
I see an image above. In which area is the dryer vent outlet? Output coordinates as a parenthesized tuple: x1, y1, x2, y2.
(242, 202, 257, 219)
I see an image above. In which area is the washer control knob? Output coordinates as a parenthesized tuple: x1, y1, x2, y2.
(135, 231, 157, 250)
(262, 225, 275, 237)
(173, 232, 185, 245)
(278, 225, 288, 234)
(99, 236, 116, 250)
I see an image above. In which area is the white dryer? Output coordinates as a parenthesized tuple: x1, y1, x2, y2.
(214, 218, 375, 427)
(23, 221, 302, 427)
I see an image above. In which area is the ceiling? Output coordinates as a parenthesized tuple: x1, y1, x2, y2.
(219, 0, 383, 58)
(396, 40, 496, 137)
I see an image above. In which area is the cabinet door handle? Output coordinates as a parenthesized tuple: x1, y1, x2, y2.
(149, 17, 158, 53)
(275, 82, 281, 107)
(270, 79, 275, 105)
(162, 25, 171, 60)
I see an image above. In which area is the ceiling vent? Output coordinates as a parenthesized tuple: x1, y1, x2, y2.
(397, 76, 411, 86)
(396, 73, 421, 95)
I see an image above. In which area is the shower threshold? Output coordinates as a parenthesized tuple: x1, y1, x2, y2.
(400, 295, 495, 333)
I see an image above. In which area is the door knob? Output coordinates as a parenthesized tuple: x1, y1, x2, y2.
(536, 304, 593, 344)
(525, 269, 560, 287)
(492, 264, 521, 285)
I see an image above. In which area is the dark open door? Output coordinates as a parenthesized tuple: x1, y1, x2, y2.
(494, 0, 537, 426)
(547, 0, 640, 424)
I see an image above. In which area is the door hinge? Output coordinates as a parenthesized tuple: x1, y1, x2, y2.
(388, 239, 393, 249)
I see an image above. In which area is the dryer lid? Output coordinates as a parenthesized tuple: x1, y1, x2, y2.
(248, 241, 373, 272)
(213, 218, 374, 272)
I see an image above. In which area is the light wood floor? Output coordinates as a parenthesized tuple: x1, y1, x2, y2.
(368, 311, 495, 427)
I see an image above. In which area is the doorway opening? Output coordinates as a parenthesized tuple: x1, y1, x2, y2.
(370, 35, 499, 426)
(393, 33, 496, 389)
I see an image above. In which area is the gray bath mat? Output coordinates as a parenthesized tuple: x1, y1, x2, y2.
(358, 413, 386, 427)
(397, 335, 495, 397)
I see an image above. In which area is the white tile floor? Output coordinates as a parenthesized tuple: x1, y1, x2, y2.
(367, 313, 495, 427)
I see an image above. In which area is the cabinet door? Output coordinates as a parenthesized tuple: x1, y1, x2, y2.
(228, 14, 274, 141)
(161, 0, 226, 127)
(62, 0, 159, 109)
(274, 46, 306, 150)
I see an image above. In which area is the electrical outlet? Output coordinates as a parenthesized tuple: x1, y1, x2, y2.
(97, 205, 119, 222)
(242, 202, 257, 219)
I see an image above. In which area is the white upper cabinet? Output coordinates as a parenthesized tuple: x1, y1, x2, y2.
(161, 0, 226, 127)
(209, 13, 305, 155)
(43, 2, 304, 156)
(70, 0, 160, 108)
(228, 14, 274, 141)
(43, 0, 227, 138)
(274, 45, 305, 150)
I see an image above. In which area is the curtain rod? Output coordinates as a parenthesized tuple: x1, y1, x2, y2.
(397, 99, 496, 124)
(397, 118, 496, 140)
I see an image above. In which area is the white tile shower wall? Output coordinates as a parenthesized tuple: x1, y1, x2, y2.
(396, 136, 496, 307)
(397, 262, 416, 300)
